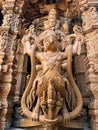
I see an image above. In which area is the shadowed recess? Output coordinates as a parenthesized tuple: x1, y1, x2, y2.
(0, 10, 3, 25)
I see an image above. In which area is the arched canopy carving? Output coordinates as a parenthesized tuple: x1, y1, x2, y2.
(22, 0, 80, 22)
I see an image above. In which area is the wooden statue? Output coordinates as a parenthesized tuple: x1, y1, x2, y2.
(21, 8, 84, 129)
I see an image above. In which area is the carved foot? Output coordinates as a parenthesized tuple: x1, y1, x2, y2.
(63, 112, 70, 123)
(31, 112, 39, 121)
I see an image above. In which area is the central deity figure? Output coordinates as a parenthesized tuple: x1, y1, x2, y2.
(21, 8, 83, 125)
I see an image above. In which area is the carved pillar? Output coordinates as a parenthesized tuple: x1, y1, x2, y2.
(0, 0, 16, 129)
(81, 2, 98, 130)
(0, 30, 6, 130)
(1, 0, 29, 128)
(9, 0, 27, 125)
(1, 0, 25, 128)
(6, 0, 25, 128)
(10, 0, 25, 101)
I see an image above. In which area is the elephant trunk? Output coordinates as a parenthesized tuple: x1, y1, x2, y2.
(67, 45, 83, 119)
(21, 49, 36, 118)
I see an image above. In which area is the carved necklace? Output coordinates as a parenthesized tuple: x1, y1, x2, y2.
(42, 52, 60, 70)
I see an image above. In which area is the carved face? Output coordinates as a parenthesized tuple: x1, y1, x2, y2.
(48, 8, 57, 28)
(44, 21, 49, 30)
(62, 21, 69, 35)
(49, 8, 57, 16)
(73, 25, 82, 34)
(48, 17, 56, 28)
(28, 24, 35, 35)
(43, 31, 57, 51)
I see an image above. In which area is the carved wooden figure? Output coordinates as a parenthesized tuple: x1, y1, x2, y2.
(20, 8, 84, 130)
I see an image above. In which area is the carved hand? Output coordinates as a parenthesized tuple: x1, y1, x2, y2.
(23, 41, 36, 56)
(63, 112, 70, 123)
(23, 41, 30, 55)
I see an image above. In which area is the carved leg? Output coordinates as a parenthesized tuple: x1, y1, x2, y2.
(31, 98, 40, 121)
(40, 91, 47, 116)
(0, 99, 8, 130)
(0, 108, 7, 122)
(0, 108, 7, 130)
(55, 92, 63, 117)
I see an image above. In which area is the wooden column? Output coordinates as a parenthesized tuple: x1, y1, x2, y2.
(0, 0, 25, 129)
(81, 2, 98, 130)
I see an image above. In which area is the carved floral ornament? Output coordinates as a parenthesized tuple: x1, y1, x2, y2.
(20, 8, 85, 129)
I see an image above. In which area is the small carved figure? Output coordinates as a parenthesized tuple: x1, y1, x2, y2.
(61, 19, 70, 50)
(39, 8, 65, 50)
(2, 14, 12, 28)
(22, 23, 42, 51)
(78, 0, 88, 12)
(0, 32, 8, 51)
(62, 19, 69, 35)
(69, 25, 85, 55)
(62, 24, 85, 53)
(39, 8, 57, 42)
(11, 16, 21, 34)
